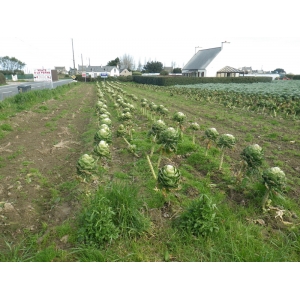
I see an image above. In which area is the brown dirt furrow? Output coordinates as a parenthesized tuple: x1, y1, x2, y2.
(0, 84, 96, 249)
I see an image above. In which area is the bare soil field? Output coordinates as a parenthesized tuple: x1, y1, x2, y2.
(0, 84, 96, 250)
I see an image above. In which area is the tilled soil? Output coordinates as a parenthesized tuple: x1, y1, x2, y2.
(0, 84, 96, 250)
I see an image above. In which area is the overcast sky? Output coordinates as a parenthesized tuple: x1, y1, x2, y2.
(1, 0, 299, 74)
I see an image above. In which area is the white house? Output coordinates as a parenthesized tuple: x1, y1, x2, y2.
(182, 42, 238, 77)
(78, 65, 120, 77)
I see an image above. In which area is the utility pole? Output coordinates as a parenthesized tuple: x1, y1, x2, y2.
(81, 54, 86, 83)
(71, 38, 75, 73)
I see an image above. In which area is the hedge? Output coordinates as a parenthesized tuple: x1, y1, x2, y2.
(132, 75, 273, 86)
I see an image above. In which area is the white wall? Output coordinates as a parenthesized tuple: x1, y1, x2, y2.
(205, 43, 240, 77)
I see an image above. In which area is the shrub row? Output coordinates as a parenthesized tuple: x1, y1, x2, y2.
(133, 75, 273, 86)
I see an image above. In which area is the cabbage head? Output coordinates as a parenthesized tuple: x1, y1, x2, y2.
(190, 122, 200, 131)
(158, 165, 181, 190)
(204, 128, 219, 141)
(94, 140, 110, 158)
(262, 167, 286, 192)
(217, 133, 236, 149)
(173, 112, 186, 123)
(77, 154, 96, 175)
(241, 144, 264, 169)
(157, 127, 179, 153)
(94, 127, 112, 144)
(148, 119, 167, 137)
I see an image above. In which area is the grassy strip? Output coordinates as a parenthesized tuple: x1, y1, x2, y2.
(0, 83, 77, 139)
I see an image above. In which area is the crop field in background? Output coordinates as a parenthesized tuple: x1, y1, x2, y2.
(178, 80, 300, 98)
(0, 81, 300, 262)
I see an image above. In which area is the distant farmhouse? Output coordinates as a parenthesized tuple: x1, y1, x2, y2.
(182, 42, 244, 77)
(163, 66, 173, 73)
(119, 68, 132, 76)
(54, 66, 68, 75)
(78, 65, 120, 77)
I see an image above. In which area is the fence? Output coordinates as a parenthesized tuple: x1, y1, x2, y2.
(4, 74, 34, 80)
(0, 80, 74, 101)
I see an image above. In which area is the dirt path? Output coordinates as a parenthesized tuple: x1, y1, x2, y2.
(0, 83, 96, 249)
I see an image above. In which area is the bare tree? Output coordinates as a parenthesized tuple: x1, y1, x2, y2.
(120, 54, 135, 71)
(137, 59, 142, 71)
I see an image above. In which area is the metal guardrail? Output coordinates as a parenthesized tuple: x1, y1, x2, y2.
(0, 90, 16, 100)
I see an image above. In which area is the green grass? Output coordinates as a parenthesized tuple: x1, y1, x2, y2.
(1, 81, 300, 262)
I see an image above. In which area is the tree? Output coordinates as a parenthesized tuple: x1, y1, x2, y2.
(137, 59, 142, 72)
(107, 57, 120, 66)
(0, 56, 26, 73)
(120, 54, 135, 71)
(143, 61, 163, 73)
(272, 68, 285, 74)
(173, 68, 182, 74)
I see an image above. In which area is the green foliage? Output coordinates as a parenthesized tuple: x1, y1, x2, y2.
(217, 134, 236, 149)
(143, 61, 163, 73)
(94, 140, 111, 158)
(157, 127, 180, 153)
(77, 195, 119, 247)
(241, 144, 264, 171)
(160, 70, 169, 75)
(0, 56, 25, 72)
(0, 123, 13, 131)
(173, 68, 182, 74)
(262, 167, 287, 193)
(107, 57, 120, 66)
(94, 126, 112, 144)
(174, 194, 219, 237)
(158, 165, 181, 190)
(117, 75, 133, 82)
(148, 119, 167, 138)
(102, 182, 150, 237)
(133, 75, 272, 86)
(76, 154, 97, 175)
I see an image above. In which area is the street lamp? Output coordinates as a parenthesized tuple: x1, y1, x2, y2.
(195, 46, 202, 54)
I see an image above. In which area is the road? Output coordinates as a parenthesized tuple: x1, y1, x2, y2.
(0, 79, 75, 101)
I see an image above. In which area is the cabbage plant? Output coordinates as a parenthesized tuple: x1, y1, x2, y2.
(99, 117, 112, 126)
(157, 127, 179, 154)
(239, 144, 264, 179)
(216, 133, 236, 170)
(204, 128, 219, 156)
(148, 119, 167, 157)
(262, 167, 287, 210)
(94, 140, 110, 159)
(158, 165, 181, 191)
(77, 154, 97, 176)
(263, 167, 286, 192)
(189, 122, 200, 144)
(94, 127, 112, 144)
(173, 112, 186, 138)
(157, 127, 180, 168)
